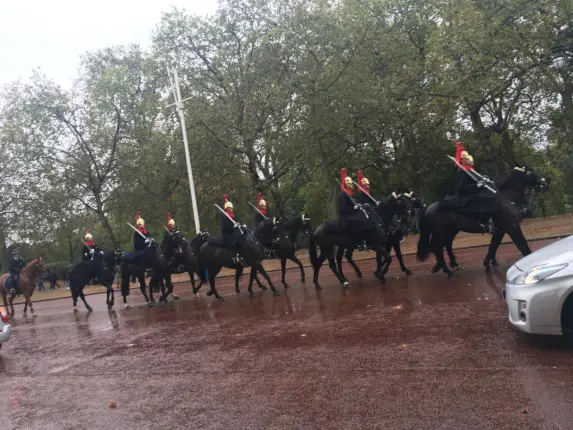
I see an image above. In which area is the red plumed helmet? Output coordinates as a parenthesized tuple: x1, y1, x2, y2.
(455, 141, 465, 164)
(357, 171, 364, 187)
(224, 194, 233, 210)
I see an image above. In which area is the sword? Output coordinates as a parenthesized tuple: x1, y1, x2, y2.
(214, 204, 244, 234)
(447, 155, 497, 194)
(248, 201, 268, 220)
(351, 179, 379, 205)
(127, 222, 154, 242)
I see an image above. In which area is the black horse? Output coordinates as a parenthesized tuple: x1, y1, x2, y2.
(441, 165, 550, 271)
(162, 229, 209, 295)
(120, 243, 174, 309)
(417, 166, 544, 276)
(249, 214, 312, 289)
(308, 203, 392, 289)
(336, 193, 414, 280)
(198, 223, 281, 299)
(68, 250, 123, 312)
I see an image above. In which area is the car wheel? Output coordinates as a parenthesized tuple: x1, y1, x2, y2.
(560, 293, 573, 336)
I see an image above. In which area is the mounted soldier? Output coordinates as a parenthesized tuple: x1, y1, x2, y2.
(134, 211, 154, 255)
(162, 212, 181, 267)
(355, 170, 372, 205)
(219, 195, 247, 265)
(7, 248, 26, 295)
(255, 192, 270, 227)
(338, 168, 368, 239)
(441, 142, 494, 233)
(82, 230, 103, 261)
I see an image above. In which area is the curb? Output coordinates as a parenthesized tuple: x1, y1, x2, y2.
(6, 234, 569, 306)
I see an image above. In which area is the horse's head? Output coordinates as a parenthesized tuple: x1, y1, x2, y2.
(300, 214, 312, 236)
(109, 249, 124, 267)
(33, 256, 46, 274)
(382, 191, 411, 215)
(514, 165, 550, 191)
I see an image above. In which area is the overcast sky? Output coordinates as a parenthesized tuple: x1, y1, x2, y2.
(0, 0, 217, 87)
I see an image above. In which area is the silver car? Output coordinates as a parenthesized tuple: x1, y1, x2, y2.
(0, 306, 11, 350)
(504, 235, 573, 335)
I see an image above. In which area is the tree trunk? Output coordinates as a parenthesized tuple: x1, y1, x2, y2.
(0, 222, 7, 274)
(561, 80, 573, 146)
(67, 236, 74, 263)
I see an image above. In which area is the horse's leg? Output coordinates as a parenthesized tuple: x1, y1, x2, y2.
(313, 253, 327, 290)
(483, 228, 505, 272)
(280, 258, 290, 289)
(8, 293, 16, 318)
(24, 292, 36, 317)
(345, 248, 363, 278)
(79, 289, 93, 312)
(71, 284, 79, 312)
(336, 247, 346, 280)
(1, 292, 8, 317)
(392, 240, 412, 276)
(138, 272, 152, 307)
(325, 246, 348, 287)
(234, 267, 243, 294)
(501, 222, 531, 264)
(435, 239, 453, 278)
(289, 254, 306, 284)
(247, 268, 257, 296)
(107, 286, 115, 309)
(206, 267, 224, 301)
(253, 263, 280, 296)
(380, 247, 392, 277)
(193, 265, 206, 296)
(167, 274, 178, 300)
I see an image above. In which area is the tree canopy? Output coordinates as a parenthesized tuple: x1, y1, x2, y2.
(1, 0, 572, 269)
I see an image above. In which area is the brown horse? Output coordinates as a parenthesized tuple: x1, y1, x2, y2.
(0, 257, 45, 318)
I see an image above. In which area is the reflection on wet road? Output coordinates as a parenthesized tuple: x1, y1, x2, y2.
(2, 239, 573, 429)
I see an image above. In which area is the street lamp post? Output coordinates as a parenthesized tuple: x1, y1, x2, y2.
(166, 68, 201, 233)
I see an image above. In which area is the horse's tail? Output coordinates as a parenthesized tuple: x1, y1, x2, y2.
(416, 208, 431, 262)
(308, 227, 319, 268)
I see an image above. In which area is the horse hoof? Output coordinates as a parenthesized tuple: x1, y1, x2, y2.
(314, 284, 322, 290)
(357, 273, 363, 279)
(195, 293, 201, 298)
(87, 307, 93, 313)
(108, 305, 114, 310)
(73, 307, 79, 313)
(206, 289, 215, 297)
(343, 281, 350, 288)
(234, 290, 241, 295)
(431, 265, 440, 274)
(492, 260, 500, 267)
(192, 288, 198, 295)
(124, 304, 131, 310)
(272, 291, 281, 297)
(171, 294, 180, 300)
(405, 270, 413, 276)
(373, 272, 385, 283)
(217, 296, 226, 302)
(447, 271, 455, 279)
(23, 313, 28, 318)
(301, 278, 306, 285)
(148, 302, 154, 308)
(282, 283, 290, 289)
(259, 285, 268, 291)
(32, 313, 38, 318)
(453, 265, 463, 272)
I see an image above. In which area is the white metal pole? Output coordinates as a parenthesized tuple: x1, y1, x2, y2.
(169, 68, 201, 233)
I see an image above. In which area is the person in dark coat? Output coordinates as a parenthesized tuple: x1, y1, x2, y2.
(8, 248, 26, 295)
(82, 231, 103, 261)
(442, 143, 495, 232)
(220, 195, 246, 264)
(162, 212, 180, 266)
(254, 192, 269, 227)
(339, 168, 368, 236)
(134, 212, 153, 255)
(354, 170, 374, 205)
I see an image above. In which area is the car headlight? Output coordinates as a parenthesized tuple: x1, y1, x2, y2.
(511, 264, 568, 285)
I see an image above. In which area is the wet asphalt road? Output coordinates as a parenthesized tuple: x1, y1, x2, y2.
(2, 239, 573, 429)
